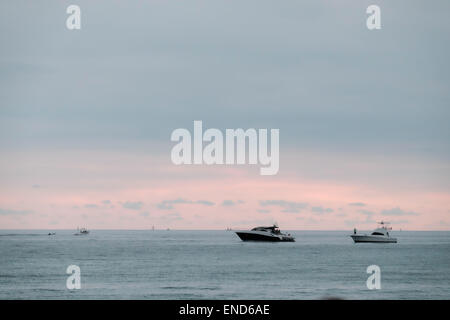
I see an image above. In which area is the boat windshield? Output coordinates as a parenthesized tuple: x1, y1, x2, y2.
(251, 226, 277, 232)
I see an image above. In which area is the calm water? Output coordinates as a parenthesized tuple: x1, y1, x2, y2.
(0, 230, 449, 299)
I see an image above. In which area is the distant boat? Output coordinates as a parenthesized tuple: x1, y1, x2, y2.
(351, 221, 397, 243)
(47, 232, 56, 236)
(74, 227, 89, 235)
(235, 224, 295, 242)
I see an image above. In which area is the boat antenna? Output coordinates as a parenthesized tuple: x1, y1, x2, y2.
(378, 221, 392, 230)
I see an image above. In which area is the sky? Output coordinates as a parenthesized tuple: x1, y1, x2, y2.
(0, 0, 449, 230)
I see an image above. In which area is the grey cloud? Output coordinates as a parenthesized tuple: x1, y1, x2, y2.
(222, 200, 245, 206)
(157, 199, 190, 210)
(311, 206, 333, 214)
(122, 201, 144, 210)
(157, 198, 215, 210)
(349, 202, 366, 207)
(0, 208, 33, 215)
(259, 200, 308, 213)
(381, 207, 419, 216)
(84, 204, 99, 209)
(196, 200, 215, 206)
(102, 200, 112, 205)
(222, 200, 235, 206)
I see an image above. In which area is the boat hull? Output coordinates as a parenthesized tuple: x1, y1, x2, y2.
(235, 231, 295, 242)
(351, 235, 397, 243)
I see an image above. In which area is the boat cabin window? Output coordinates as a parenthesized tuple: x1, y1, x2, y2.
(252, 227, 270, 231)
(371, 232, 385, 236)
(251, 226, 277, 233)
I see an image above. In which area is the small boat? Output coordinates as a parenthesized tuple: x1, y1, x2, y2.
(47, 232, 56, 236)
(74, 227, 89, 235)
(235, 224, 295, 242)
(351, 221, 397, 243)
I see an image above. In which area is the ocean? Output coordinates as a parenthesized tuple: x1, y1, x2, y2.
(0, 230, 449, 299)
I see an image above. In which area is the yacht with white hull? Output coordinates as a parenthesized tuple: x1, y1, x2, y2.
(351, 222, 397, 243)
(235, 225, 295, 242)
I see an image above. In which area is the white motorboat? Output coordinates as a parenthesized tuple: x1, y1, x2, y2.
(351, 221, 397, 243)
(235, 224, 295, 242)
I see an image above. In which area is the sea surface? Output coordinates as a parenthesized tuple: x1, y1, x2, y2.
(0, 230, 449, 299)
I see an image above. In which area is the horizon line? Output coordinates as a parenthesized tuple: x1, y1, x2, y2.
(0, 228, 449, 232)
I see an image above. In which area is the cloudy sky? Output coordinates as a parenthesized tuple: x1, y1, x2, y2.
(1, 0, 449, 230)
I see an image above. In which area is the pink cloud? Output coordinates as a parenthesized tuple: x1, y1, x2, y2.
(0, 149, 448, 230)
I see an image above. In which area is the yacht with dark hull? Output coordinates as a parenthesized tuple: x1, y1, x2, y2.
(351, 221, 397, 243)
(74, 227, 89, 236)
(235, 225, 295, 242)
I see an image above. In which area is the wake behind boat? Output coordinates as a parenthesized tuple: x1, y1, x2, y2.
(235, 225, 295, 242)
(351, 221, 397, 243)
